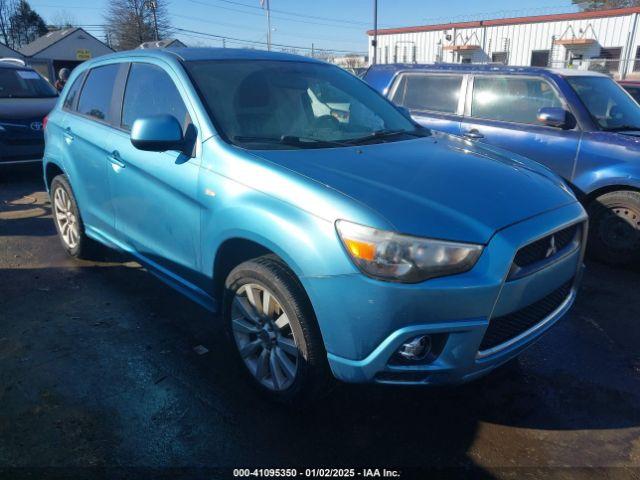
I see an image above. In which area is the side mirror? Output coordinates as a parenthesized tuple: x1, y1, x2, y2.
(130, 114, 183, 152)
(537, 107, 569, 128)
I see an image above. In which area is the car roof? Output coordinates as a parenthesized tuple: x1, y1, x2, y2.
(367, 62, 610, 78)
(0, 60, 31, 70)
(85, 47, 325, 65)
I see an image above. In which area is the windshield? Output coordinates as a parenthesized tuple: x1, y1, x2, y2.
(566, 76, 640, 131)
(0, 68, 57, 99)
(186, 60, 423, 149)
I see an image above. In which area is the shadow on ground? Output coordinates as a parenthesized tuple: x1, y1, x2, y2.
(1, 165, 639, 476)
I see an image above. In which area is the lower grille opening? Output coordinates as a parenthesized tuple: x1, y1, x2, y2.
(479, 279, 574, 353)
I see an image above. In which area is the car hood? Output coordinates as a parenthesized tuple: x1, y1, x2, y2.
(0, 97, 58, 120)
(253, 132, 576, 244)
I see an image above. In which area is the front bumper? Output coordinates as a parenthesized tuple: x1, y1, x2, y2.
(303, 202, 587, 384)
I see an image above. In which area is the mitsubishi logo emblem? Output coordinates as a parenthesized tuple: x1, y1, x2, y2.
(545, 235, 558, 258)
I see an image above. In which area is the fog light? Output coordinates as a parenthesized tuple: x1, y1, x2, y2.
(396, 335, 432, 361)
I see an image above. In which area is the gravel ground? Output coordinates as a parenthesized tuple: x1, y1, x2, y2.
(1, 166, 639, 479)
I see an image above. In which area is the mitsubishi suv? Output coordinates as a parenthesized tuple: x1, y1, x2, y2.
(43, 49, 586, 403)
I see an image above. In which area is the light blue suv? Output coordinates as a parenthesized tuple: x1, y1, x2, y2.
(43, 49, 586, 403)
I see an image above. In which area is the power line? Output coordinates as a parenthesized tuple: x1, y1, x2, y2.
(192, 0, 372, 26)
(173, 26, 366, 53)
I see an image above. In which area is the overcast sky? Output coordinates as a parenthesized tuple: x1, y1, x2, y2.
(30, 0, 578, 54)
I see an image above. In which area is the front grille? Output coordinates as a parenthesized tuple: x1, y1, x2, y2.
(513, 224, 579, 268)
(479, 279, 573, 353)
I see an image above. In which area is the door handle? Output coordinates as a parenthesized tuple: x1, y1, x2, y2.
(107, 151, 126, 168)
(463, 129, 484, 140)
(63, 127, 74, 143)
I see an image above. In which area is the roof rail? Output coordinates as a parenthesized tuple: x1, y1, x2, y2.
(0, 57, 26, 66)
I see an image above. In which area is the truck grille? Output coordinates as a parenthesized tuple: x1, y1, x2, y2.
(479, 279, 573, 353)
(514, 224, 579, 268)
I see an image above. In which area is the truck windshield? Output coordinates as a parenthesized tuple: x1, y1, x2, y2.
(567, 75, 640, 131)
(0, 68, 57, 99)
(186, 60, 424, 149)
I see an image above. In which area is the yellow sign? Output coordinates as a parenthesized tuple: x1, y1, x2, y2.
(76, 49, 91, 61)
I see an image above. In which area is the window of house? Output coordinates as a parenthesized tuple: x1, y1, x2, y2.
(492, 52, 508, 64)
(531, 50, 550, 67)
(599, 47, 622, 74)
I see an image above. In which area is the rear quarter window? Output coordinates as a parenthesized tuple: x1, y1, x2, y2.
(77, 64, 120, 122)
(62, 73, 85, 111)
(391, 73, 463, 114)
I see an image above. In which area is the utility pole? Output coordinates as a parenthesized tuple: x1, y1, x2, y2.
(372, 0, 378, 65)
(145, 0, 159, 41)
(311, 42, 315, 58)
(260, 0, 272, 51)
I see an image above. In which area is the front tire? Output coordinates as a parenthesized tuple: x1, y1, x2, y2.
(587, 190, 640, 266)
(50, 174, 100, 259)
(223, 255, 332, 405)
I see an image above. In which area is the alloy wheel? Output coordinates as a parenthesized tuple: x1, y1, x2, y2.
(53, 186, 79, 249)
(231, 283, 299, 391)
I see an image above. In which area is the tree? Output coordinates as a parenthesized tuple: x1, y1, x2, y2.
(572, 0, 640, 10)
(0, 0, 15, 48)
(104, 0, 172, 51)
(8, 0, 47, 48)
(49, 10, 76, 29)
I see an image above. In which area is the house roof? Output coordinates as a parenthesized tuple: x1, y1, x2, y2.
(19, 27, 113, 57)
(0, 42, 23, 57)
(367, 6, 640, 36)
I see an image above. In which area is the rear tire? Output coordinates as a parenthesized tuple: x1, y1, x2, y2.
(587, 190, 640, 266)
(50, 174, 102, 260)
(223, 255, 333, 405)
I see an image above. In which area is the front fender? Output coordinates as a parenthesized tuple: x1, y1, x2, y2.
(574, 170, 640, 197)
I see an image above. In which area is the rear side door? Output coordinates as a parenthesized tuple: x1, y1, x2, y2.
(388, 72, 465, 135)
(460, 75, 581, 181)
(107, 61, 202, 284)
(60, 64, 123, 237)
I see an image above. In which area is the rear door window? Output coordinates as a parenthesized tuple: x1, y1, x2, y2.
(470, 75, 563, 125)
(77, 64, 120, 122)
(391, 73, 463, 114)
(121, 63, 189, 133)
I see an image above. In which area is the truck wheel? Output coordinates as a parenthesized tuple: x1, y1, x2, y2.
(588, 190, 640, 266)
(223, 255, 332, 405)
(50, 174, 101, 259)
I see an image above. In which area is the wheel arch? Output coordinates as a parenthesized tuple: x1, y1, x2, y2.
(44, 161, 65, 192)
(583, 183, 640, 206)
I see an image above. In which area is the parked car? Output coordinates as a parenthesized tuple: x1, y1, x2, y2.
(0, 59, 58, 165)
(43, 49, 586, 403)
(619, 80, 640, 104)
(365, 64, 640, 265)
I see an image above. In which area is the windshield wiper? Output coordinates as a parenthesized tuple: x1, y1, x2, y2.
(344, 128, 428, 145)
(233, 135, 345, 148)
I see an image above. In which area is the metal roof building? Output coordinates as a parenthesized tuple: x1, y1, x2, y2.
(367, 7, 640, 79)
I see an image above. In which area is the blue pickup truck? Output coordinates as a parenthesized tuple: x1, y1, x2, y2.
(364, 64, 640, 266)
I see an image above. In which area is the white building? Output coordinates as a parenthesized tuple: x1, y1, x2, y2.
(19, 28, 113, 82)
(367, 6, 640, 79)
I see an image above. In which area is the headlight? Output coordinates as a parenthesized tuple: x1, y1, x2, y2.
(336, 220, 483, 283)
